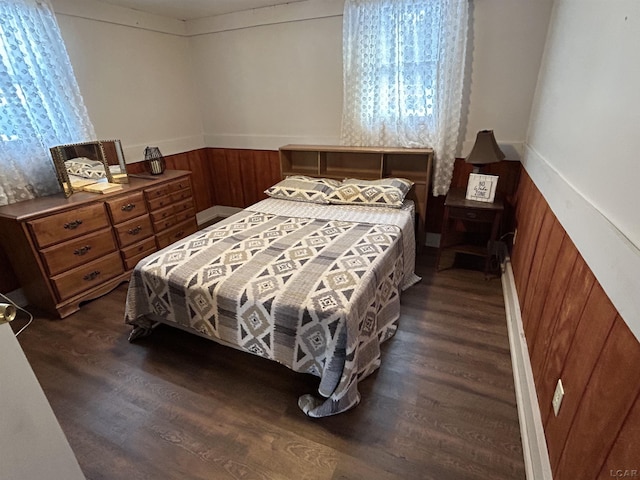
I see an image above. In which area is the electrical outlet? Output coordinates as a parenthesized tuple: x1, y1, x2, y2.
(552, 379, 564, 416)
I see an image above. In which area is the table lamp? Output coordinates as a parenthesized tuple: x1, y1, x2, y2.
(464, 130, 504, 202)
(465, 130, 505, 172)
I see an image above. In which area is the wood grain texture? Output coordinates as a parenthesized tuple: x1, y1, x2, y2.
(511, 172, 640, 480)
(519, 206, 555, 331)
(527, 232, 578, 380)
(599, 389, 640, 478)
(554, 318, 640, 478)
(17, 249, 525, 480)
(544, 283, 618, 468)
(521, 217, 565, 353)
(538, 256, 595, 425)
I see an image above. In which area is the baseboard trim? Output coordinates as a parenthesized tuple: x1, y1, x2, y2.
(501, 257, 553, 480)
(196, 206, 242, 226)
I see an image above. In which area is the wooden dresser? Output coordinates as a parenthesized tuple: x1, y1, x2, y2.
(0, 170, 197, 318)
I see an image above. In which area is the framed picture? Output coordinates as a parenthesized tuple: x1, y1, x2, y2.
(465, 173, 499, 203)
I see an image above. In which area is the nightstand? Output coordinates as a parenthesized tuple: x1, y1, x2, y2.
(436, 188, 504, 277)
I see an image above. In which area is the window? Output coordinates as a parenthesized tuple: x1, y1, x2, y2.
(341, 0, 468, 196)
(0, 0, 94, 205)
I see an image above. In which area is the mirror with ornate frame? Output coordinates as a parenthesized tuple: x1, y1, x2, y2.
(49, 140, 128, 197)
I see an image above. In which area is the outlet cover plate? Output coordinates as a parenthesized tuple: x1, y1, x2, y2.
(552, 379, 564, 416)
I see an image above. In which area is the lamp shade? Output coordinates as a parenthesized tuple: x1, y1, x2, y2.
(465, 130, 505, 166)
(144, 146, 165, 175)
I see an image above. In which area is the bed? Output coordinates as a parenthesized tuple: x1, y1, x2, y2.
(125, 176, 421, 417)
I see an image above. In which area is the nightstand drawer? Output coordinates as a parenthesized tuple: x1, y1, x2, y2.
(447, 207, 497, 222)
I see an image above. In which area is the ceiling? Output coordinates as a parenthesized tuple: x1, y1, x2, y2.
(92, 0, 310, 21)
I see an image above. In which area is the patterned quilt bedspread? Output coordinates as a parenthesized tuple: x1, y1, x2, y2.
(125, 199, 418, 417)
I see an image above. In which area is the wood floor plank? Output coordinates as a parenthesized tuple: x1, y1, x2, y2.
(17, 249, 525, 480)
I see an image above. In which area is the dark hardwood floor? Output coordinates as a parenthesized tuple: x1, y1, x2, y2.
(16, 249, 525, 480)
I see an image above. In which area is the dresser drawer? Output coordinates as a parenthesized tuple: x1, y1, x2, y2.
(147, 194, 173, 211)
(123, 246, 156, 271)
(145, 184, 172, 200)
(150, 204, 174, 223)
(153, 216, 177, 233)
(40, 228, 117, 276)
(171, 187, 192, 203)
(173, 198, 194, 214)
(51, 252, 124, 301)
(175, 208, 195, 224)
(28, 203, 109, 248)
(113, 215, 153, 248)
(156, 218, 198, 249)
(107, 192, 147, 224)
(121, 236, 157, 260)
(169, 177, 191, 192)
(447, 206, 497, 223)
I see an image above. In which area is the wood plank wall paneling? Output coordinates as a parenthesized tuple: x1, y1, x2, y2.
(123, 148, 280, 212)
(0, 149, 512, 294)
(512, 171, 640, 480)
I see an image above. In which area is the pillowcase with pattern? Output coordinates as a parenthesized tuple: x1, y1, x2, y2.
(264, 176, 340, 204)
(64, 157, 107, 179)
(327, 177, 414, 208)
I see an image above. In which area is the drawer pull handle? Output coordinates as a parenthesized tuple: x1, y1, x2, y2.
(121, 203, 136, 212)
(74, 245, 92, 256)
(83, 270, 100, 281)
(128, 226, 142, 235)
(465, 212, 477, 219)
(64, 219, 83, 230)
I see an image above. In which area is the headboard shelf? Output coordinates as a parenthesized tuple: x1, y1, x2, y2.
(279, 144, 433, 247)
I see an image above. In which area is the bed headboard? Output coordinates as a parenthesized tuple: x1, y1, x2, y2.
(278, 144, 433, 247)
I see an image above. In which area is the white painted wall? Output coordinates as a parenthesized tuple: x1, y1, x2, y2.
(0, 323, 85, 480)
(189, 12, 344, 150)
(188, 0, 553, 157)
(50, 0, 552, 159)
(52, 0, 205, 163)
(524, 0, 640, 338)
(463, 0, 553, 158)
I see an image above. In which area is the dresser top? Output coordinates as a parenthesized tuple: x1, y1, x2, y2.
(0, 170, 191, 222)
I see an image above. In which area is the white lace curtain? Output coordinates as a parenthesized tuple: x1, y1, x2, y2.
(341, 0, 468, 196)
(0, 0, 95, 206)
